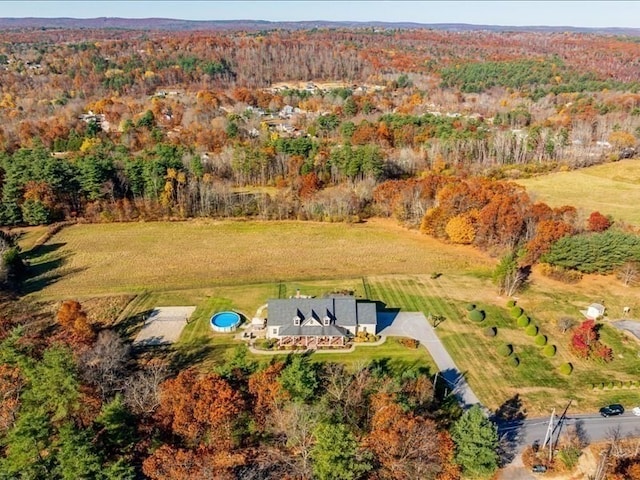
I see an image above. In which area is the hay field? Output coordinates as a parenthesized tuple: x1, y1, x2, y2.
(516, 159, 640, 225)
(24, 218, 493, 298)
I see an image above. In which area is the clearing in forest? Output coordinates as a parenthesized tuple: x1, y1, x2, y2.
(516, 159, 640, 226)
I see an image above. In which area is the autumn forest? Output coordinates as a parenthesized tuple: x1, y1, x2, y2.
(2, 24, 640, 479)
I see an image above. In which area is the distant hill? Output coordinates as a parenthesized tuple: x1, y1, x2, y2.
(0, 17, 639, 35)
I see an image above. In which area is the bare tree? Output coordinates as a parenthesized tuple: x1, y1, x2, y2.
(617, 261, 639, 287)
(268, 402, 319, 479)
(123, 359, 168, 416)
(78, 329, 130, 400)
(557, 317, 577, 334)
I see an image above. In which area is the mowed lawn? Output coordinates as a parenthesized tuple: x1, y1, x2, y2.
(367, 274, 640, 416)
(23, 218, 492, 298)
(516, 159, 640, 225)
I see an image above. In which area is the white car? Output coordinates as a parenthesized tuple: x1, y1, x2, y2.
(633, 406, 640, 416)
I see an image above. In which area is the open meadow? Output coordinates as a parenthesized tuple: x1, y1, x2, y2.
(20, 218, 492, 298)
(17, 219, 640, 415)
(516, 159, 640, 226)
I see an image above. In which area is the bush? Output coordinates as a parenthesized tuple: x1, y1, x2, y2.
(255, 338, 277, 350)
(466, 303, 476, 311)
(484, 326, 497, 337)
(468, 309, 485, 322)
(559, 362, 573, 375)
(506, 300, 516, 308)
(543, 344, 556, 357)
(538, 263, 584, 284)
(557, 446, 582, 469)
(607, 381, 614, 389)
(517, 315, 530, 327)
(509, 356, 520, 367)
(399, 337, 420, 349)
(534, 334, 548, 346)
(497, 344, 513, 357)
(510, 306, 524, 318)
(525, 324, 539, 336)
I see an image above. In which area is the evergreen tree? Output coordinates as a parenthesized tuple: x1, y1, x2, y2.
(311, 422, 371, 480)
(451, 405, 499, 477)
(279, 354, 319, 402)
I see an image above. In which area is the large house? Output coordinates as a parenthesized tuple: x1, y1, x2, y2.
(266, 296, 377, 348)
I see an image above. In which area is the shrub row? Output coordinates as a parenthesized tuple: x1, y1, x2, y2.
(592, 380, 640, 389)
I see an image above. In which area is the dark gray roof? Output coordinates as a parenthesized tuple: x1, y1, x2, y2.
(357, 302, 377, 325)
(267, 296, 377, 329)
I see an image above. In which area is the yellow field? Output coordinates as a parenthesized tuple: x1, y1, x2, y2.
(24, 218, 493, 299)
(516, 159, 640, 225)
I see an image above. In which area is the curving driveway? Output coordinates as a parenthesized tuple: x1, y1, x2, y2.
(378, 311, 481, 408)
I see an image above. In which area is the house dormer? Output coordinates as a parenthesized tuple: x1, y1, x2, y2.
(293, 315, 300, 326)
(323, 315, 331, 326)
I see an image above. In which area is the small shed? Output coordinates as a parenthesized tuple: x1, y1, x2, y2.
(581, 303, 605, 320)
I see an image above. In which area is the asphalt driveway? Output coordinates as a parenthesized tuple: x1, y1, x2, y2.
(378, 311, 481, 408)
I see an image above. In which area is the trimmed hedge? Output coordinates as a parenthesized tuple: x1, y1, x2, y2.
(506, 299, 516, 308)
(525, 324, 538, 336)
(543, 344, 556, 357)
(517, 315, 530, 327)
(510, 306, 524, 318)
(469, 309, 486, 322)
(497, 344, 513, 357)
(534, 334, 547, 346)
(509, 356, 520, 367)
(559, 362, 573, 375)
(484, 326, 497, 337)
(466, 303, 476, 311)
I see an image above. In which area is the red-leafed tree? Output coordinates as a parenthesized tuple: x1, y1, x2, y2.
(587, 211, 612, 232)
(570, 320, 613, 362)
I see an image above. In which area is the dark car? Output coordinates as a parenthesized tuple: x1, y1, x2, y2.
(532, 464, 547, 473)
(599, 404, 625, 417)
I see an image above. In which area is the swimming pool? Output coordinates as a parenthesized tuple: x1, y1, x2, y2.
(210, 311, 241, 332)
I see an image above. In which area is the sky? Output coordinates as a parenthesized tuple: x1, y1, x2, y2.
(3, 1, 640, 29)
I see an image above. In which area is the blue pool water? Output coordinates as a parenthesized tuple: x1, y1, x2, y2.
(210, 311, 241, 332)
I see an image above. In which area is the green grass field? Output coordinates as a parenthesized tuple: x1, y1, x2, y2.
(17, 219, 640, 415)
(367, 274, 640, 416)
(516, 159, 640, 225)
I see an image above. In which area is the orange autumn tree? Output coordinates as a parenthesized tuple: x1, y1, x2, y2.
(145, 369, 246, 479)
(0, 364, 23, 436)
(56, 300, 96, 345)
(364, 392, 445, 479)
(248, 361, 289, 428)
(154, 369, 244, 448)
(142, 444, 242, 480)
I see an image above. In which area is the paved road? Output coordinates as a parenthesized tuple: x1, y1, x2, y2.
(497, 411, 640, 478)
(513, 412, 640, 447)
(378, 311, 482, 408)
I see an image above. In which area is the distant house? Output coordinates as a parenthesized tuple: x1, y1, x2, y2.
(266, 296, 377, 348)
(581, 303, 606, 320)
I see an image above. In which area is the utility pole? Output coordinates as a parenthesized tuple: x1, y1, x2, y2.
(542, 408, 555, 463)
